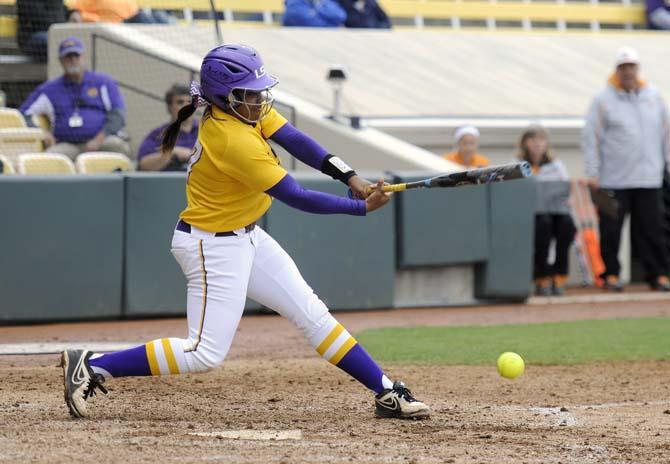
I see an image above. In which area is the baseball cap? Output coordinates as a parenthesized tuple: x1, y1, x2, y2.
(59, 36, 85, 58)
(454, 125, 480, 143)
(615, 46, 639, 67)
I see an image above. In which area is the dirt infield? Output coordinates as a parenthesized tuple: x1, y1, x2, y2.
(2, 299, 670, 463)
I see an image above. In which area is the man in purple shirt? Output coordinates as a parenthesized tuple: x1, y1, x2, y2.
(137, 84, 198, 171)
(20, 36, 130, 159)
(646, 0, 670, 29)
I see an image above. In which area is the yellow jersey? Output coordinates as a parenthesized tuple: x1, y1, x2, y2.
(180, 106, 288, 232)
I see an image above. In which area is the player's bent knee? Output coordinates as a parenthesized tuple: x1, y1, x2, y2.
(303, 310, 335, 342)
(187, 348, 227, 372)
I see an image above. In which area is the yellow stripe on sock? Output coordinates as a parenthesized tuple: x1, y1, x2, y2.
(316, 324, 344, 356)
(329, 337, 357, 365)
(161, 338, 180, 375)
(146, 341, 160, 376)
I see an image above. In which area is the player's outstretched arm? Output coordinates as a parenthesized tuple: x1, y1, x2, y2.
(270, 123, 370, 191)
(266, 174, 391, 215)
(270, 123, 328, 171)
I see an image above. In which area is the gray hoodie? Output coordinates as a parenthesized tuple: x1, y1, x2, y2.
(582, 79, 670, 189)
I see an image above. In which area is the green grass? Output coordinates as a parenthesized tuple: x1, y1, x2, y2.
(355, 318, 670, 365)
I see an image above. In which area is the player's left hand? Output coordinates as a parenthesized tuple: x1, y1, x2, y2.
(347, 175, 373, 199)
(365, 178, 393, 213)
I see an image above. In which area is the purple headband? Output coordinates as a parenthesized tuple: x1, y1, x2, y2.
(190, 81, 209, 108)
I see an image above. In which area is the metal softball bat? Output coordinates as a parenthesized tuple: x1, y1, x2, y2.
(364, 162, 532, 195)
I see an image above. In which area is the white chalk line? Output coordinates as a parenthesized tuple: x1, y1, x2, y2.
(497, 399, 670, 428)
(189, 430, 302, 441)
(573, 400, 670, 410)
(0, 342, 138, 355)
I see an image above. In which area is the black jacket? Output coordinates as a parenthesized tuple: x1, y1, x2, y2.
(336, 0, 391, 28)
(17, 0, 67, 46)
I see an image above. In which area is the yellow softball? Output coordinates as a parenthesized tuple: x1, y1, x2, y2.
(497, 352, 525, 379)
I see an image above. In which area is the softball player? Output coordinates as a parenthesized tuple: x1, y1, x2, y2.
(61, 44, 430, 420)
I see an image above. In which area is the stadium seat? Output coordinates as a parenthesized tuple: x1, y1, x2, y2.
(0, 153, 15, 174)
(0, 108, 26, 129)
(76, 152, 134, 174)
(17, 153, 76, 175)
(0, 128, 44, 165)
(0, 15, 17, 39)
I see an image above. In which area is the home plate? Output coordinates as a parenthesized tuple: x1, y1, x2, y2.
(189, 430, 302, 441)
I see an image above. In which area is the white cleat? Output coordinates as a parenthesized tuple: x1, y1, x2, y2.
(61, 349, 107, 418)
(375, 380, 430, 419)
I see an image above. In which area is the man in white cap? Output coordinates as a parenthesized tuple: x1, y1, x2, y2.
(442, 125, 490, 168)
(582, 47, 670, 292)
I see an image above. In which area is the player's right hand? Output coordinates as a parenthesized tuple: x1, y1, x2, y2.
(365, 179, 393, 213)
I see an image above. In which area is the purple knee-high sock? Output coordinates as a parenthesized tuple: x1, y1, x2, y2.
(88, 344, 152, 378)
(335, 343, 392, 394)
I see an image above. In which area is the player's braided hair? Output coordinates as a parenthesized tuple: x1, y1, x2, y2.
(161, 98, 198, 157)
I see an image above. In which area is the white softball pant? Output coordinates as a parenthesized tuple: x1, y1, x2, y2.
(161, 223, 345, 374)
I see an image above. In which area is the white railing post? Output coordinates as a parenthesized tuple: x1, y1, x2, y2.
(415, 14, 425, 28)
(522, 0, 532, 30)
(183, 8, 193, 25)
(450, 0, 461, 29)
(621, 0, 633, 30)
(556, 0, 567, 31)
(486, 0, 497, 30)
(589, 0, 600, 31)
(224, 8, 234, 23)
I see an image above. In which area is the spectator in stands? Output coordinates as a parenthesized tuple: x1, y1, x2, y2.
(519, 125, 575, 296)
(19, 37, 130, 159)
(646, 0, 670, 29)
(282, 0, 347, 27)
(442, 126, 490, 168)
(16, 0, 80, 62)
(336, 0, 391, 28)
(582, 47, 670, 292)
(137, 84, 197, 171)
(68, 0, 173, 24)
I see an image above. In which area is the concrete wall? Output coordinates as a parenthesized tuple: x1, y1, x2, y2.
(475, 179, 536, 299)
(0, 174, 536, 323)
(0, 176, 124, 322)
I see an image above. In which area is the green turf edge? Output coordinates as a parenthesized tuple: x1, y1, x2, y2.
(355, 317, 670, 365)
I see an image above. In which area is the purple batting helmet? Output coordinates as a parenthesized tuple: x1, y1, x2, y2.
(199, 44, 277, 111)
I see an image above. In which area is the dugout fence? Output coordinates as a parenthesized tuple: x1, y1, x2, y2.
(0, 173, 535, 323)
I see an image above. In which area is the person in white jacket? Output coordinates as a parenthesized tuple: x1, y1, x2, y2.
(582, 47, 670, 292)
